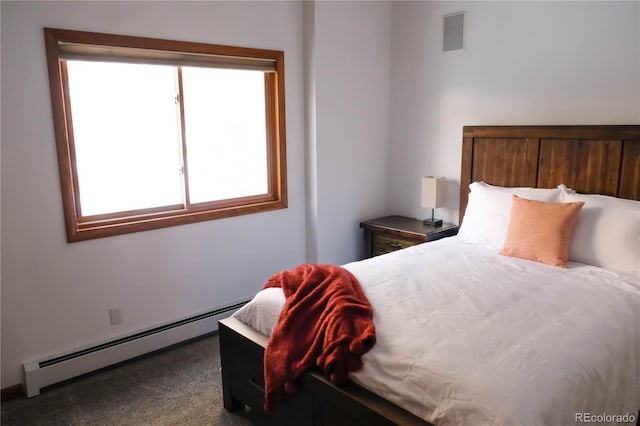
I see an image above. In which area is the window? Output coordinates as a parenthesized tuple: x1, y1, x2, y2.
(44, 28, 287, 242)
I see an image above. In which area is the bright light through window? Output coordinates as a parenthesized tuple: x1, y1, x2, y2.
(44, 28, 287, 242)
(66, 61, 183, 216)
(66, 62, 271, 215)
(182, 67, 268, 203)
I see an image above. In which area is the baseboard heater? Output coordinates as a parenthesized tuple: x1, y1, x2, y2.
(23, 300, 248, 397)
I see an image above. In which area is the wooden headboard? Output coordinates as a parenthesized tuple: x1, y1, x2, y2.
(459, 125, 640, 224)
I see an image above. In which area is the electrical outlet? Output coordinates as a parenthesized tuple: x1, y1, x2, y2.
(109, 308, 122, 325)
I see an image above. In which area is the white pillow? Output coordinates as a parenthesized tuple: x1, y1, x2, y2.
(232, 287, 285, 336)
(458, 182, 562, 250)
(558, 188, 640, 276)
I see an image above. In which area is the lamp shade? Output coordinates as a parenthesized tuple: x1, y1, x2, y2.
(421, 176, 445, 209)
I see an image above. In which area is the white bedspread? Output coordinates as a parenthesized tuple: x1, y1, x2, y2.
(233, 237, 640, 426)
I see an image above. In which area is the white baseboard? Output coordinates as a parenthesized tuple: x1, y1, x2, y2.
(23, 301, 247, 397)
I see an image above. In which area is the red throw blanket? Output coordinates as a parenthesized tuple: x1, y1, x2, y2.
(262, 264, 376, 412)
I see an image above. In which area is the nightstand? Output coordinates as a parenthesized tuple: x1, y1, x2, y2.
(360, 215, 458, 258)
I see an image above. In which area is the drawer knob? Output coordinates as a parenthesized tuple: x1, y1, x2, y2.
(386, 242, 403, 249)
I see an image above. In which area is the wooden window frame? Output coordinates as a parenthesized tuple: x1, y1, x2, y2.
(44, 28, 287, 242)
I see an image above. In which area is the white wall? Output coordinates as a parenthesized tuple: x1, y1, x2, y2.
(1, 1, 306, 387)
(311, 1, 392, 264)
(388, 1, 640, 224)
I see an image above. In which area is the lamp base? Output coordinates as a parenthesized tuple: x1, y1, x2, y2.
(423, 218, 443, 227)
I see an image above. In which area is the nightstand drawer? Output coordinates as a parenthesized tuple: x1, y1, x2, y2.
(372, 233, 421, 256)
(360, 216, 458, 259)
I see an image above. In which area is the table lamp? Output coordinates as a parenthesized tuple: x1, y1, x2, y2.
(422, 176, 445, 227)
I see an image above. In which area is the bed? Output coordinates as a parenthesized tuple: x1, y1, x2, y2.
(219, 125, 640, 426)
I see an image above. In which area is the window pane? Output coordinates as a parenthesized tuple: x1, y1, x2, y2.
(181, 67, 268, 204)
(66, 61, 183, 216)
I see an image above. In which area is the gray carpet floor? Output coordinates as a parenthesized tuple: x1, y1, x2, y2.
(1, 333, 262, 426)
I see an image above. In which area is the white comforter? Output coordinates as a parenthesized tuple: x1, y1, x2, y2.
(233, 237, 640, 426)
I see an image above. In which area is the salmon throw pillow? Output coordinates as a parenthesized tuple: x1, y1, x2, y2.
(500, 195, 585, 267)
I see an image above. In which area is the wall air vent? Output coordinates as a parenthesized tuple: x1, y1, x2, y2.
(443, 11, 465, 52)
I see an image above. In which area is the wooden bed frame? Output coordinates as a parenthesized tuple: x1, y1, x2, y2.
(459, 125, 640, 223)
(219, 125, 640, 426)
